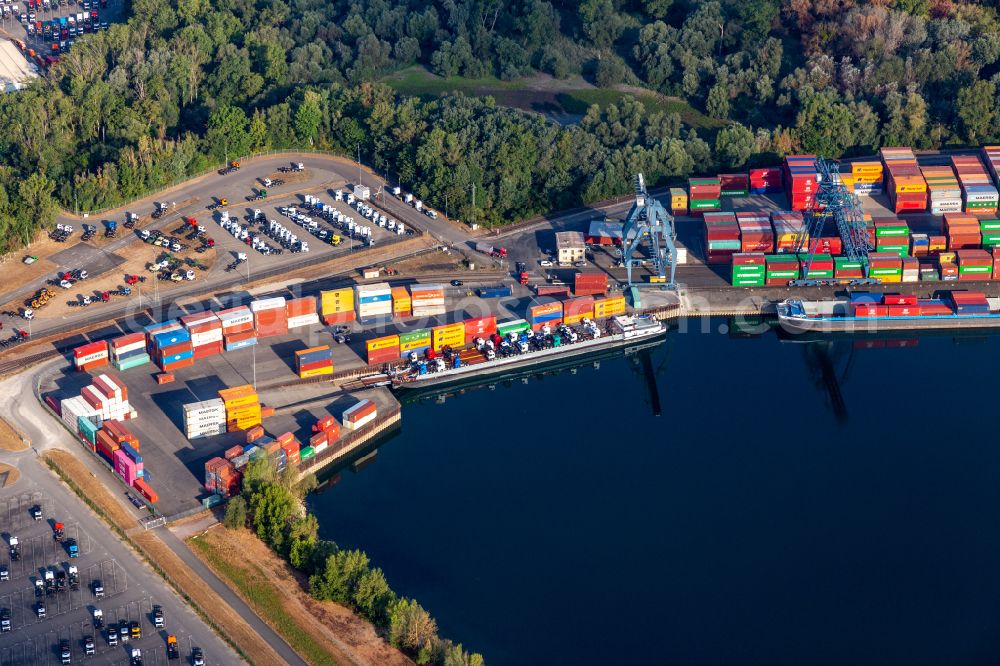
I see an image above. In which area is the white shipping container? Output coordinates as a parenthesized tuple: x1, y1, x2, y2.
(111, 340, 147, 355)
(182, 313, 220, 329)
(191, 329, 224, 347)
(412, 306, 447, 317)
(355, 282, 392, 296)
(219, 308, 254, 327)
(250, 297, 286, 312)
(75, 351, 108, 367)
(287, 314, 321, 329)
(409, 297, 445, 306)
(97, 375, 125, 400)
(964, 192, 998, 203)
(343, 411, 377, 430)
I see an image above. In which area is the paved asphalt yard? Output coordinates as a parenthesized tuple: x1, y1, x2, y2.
(0, 388, 241, 666)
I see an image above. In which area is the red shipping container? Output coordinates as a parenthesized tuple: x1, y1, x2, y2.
(78, 359, 108, 372)
(919, 303, 953, 315)
(854, 304, 888, 318)
(155, 373, 175, 385)
(286, 297, 317, 317)
(111, 332, 145, 349)
(562, 295, 595, 317)
(245, 425, 265, 443)
(299, 358, 334, 373)
(193, 342, 223, 359)
(224, 330, 257, 344)
(366, 347, 401, 365)
(536, 286, 571, 297)
(92, 375, 126, 401)
(224, 445, 244, 460)
(160, 357, 194, 373)
(132, 478, 159, 503)
(883, 294, 918, 306)
(309, 432, 328, 448)
(322, 311, 356, 325)
(74, 341, 108, 359)
(887, 305, 919, 317)
(159, 341, 193, 357)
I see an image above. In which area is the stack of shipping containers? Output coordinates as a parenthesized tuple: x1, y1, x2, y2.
(866, 252, 903, 283)
(688, 177, 721, 215)
(749, 167, 782, 194)
(669, 188, 688, 215)
(320, 288, 356, 325)
(286, 297, 320, 330)
(183, 399, 226, 439)
(343, 399, 377, 431)
(431, 322, 464, 351)
(308, 416, 341, 458)
(956, 249, 993, 280)
(944, 213, 982, 249)
(574, 272, 608, 296)
(874, 219, 910, 257)
(730, 253, 766, 287)
(399, 329, 432, 356)
(391, 287, 412, 318)
(204, 457, 241, 498)
(109, 333, 149, 371)
(527, 301, 563, 331)
(735, 211, 773, 253)
(702, 211, 741, 264)
(951, 154, 999, 215)
(218, 385, 261, 432)
(497, 319, 531, 338)
(219, 306, 256, 351)
(147, 322, 194, 372)
(355, 283, 393, 320)
(251, 297, 288, 337)
(981, 219, 1000, 249)
(296, 346, 334, 376)
(181, 312, 223, 360)
(366, 336, 400, 365)
(463, 316, 497, 344)
(74, 341, 109, 371)
(409, 284, 446, 317)
(719, 173, 750, 197)
(839, 161, 883, 197)
(880, 148, 927, 213)
(765, 255, 799, 285)
(593, 295, 626, 318)
(799, 253, 834, 279)
(562, 296, 595, 324)
(771, 211, 807, 253)
(921, 165, 962, 214)
(783, 155, 818, 211)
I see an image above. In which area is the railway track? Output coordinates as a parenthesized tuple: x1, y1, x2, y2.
(0, 348, 66, 376)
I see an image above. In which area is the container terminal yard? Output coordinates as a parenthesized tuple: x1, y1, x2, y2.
(1, 146, 1000, 663)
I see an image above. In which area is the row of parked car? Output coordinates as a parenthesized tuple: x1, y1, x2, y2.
(25, 10, 107, 43)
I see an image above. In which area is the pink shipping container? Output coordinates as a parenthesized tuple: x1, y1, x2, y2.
(113, 448, 139, 485)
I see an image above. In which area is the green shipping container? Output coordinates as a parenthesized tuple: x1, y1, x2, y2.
(721, 189, 749, 197)
(801, 270, 834, 279)
(691, 199, 721, 210)
(690, 178, 721, 186)
(299, 446, 315, 460)
(876, 245, 908, 257)
(980, 220, 1000, 231)
(732, 278, 765, 287)
(77, 416, 99, 445)
(869, 268, 903, 277)
(766, 270, 799, 279)
(497, 319, 531, 337)
(834, 258, 863, 270)
(733, 266, 765, 275)
(399, 329, 431, 344)
(958, 266, 991, 274)
(875, 226, 908, 238)
(112, 354, 150, 371)
(708, 239, 741, 250)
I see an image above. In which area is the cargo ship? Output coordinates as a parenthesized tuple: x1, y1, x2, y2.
(776, 290, 1000, 334)
(391, 315, 666, 390)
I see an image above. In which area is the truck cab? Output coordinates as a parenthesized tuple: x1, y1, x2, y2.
(9, 535, 19, 561)
(66, 538, 78, 557)
(53, 521, 65, 540)
(92, 579, 104, 598)
(166, 634, 179, 659)
(1, 608, 10, 632)
(153, 605, 164, 629)
(130, 648, 142, 666)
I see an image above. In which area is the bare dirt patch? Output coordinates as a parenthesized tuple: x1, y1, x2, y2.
(0, 415, 28, 451)
(0, 462, 21, 488)
(192, 525, 412, 666)
(3, 239, 216, 321)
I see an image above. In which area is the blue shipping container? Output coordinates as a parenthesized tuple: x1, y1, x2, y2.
(144, 319, 179, 334)
(849, 292, 879, 304)
(358, 293, 392, 304)
(119, 441, 142, 464)
(478, 286, 513, 298)
(298, 350, 332, 364)
(160, 351, 194, 364)
(224, 337, 257, 352)
(153, 329, 191, 347)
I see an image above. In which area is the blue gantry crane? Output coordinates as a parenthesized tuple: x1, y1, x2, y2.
(622, 174, 678, 290)
(792, 157, 878, 286)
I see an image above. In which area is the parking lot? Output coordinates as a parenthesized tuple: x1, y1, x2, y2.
(0, 0, 127, 62)
(0, 462, 239, 665)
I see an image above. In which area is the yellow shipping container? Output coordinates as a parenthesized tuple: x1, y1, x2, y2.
(564, 309, 594, 325)
(432, 329, 465, 351)
(839, 175, 858, 187)
(878, 275, 902, 283)
(300, 366, 335, 378)
(219, 385, 255, 402)
(227, 407, 262, 420)
(895, 183, 927, 193)
(851, 162, 883, 175)
(391, 287, 411, 312)
(366, 335, 400, 352)
(937, 252, 957, 264)
(223, 395, 260, 410)
(594, 296, 626, 317)
(400, 335, 432, 353)
(320, 288, 354, 315)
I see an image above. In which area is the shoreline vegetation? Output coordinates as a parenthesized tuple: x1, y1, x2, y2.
(222, 457, 485, 666)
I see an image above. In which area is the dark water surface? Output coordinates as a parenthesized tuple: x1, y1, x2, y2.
(310, 322, 1000, 665)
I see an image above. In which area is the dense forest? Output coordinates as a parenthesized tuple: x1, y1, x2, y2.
(0, 0, 999, 247)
